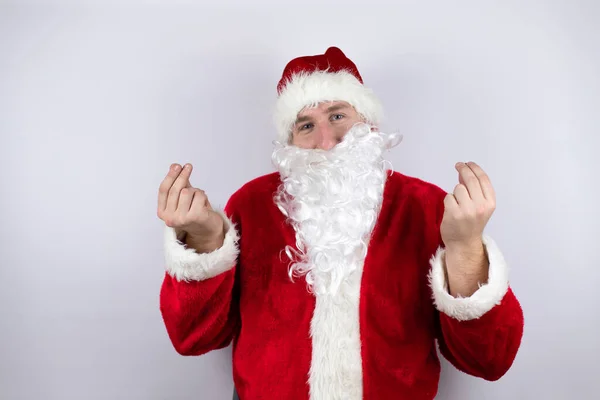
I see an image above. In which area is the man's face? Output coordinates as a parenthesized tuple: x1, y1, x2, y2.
(291, 101, 365, 150)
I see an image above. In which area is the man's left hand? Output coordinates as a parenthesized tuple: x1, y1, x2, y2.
(440, 161, 495, 297)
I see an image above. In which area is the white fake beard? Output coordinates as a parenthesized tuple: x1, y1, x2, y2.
(271, 123, 402, 295)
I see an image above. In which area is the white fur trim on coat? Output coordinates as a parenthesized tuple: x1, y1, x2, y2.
(163, 210, 239, 281)
(428, 234, 509, 321)
(274, 70, 383, 144)
(308, 271, 364, 400)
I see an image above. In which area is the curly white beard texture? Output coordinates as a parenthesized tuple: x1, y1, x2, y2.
(272, 123, 402, 296)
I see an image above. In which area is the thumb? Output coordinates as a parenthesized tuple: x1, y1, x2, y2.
(184, 164, 193, 188)
(456, 164, 465, 186)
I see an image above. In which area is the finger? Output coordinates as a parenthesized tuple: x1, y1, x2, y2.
(166, 163, 193, 212)
(158, 163, 183, 213)
(177, 163, 193, 187)
(453, 183, 471, 206)
(190, 189, 209, 216)
(443, 192, 459, 212)
(456, 162, 484, 204)
(177, 187, 195, 214)
(466, 161, 495, 201)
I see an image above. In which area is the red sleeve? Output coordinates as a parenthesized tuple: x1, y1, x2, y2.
(159, 197, 241, 356)
(435, 287, 524, 380)
(426, 185, 524, 380)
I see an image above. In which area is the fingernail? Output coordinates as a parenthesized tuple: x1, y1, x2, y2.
(172, 164, 180, 171)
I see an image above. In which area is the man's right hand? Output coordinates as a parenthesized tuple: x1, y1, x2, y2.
(157, 163, 225, 253)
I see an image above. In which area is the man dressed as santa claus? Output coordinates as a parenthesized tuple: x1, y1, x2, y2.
(157, 47, 524, 400)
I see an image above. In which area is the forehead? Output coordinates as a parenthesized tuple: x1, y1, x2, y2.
(296, 100, 354, 118)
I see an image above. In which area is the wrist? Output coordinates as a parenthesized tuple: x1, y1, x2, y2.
(444, 238, 488, 297)
(185, 222, 226, 254)
(186, 232, 225, 254)
(445, 237, 484, 255)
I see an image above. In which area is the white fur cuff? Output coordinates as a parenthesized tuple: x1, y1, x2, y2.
(163, 210, 240, 282)
(428, 234, 509, 321)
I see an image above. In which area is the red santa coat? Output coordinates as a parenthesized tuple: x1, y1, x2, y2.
(160, 170, 524, 400)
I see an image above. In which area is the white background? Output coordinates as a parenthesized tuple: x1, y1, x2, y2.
(1, 0, 598, 399)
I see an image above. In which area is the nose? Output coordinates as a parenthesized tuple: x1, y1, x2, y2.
(315, 124, 339, 150)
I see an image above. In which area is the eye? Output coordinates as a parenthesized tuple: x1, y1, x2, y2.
(300, 123, 314, 131)
(331, 114, 344, 121)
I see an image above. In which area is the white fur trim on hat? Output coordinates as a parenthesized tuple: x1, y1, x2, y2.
(273, 70, 383, 144)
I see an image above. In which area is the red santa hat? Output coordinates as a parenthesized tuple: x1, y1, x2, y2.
(273, 46, 383, 144)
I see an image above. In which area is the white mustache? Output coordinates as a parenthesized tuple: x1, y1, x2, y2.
(271, 123, 403, 176)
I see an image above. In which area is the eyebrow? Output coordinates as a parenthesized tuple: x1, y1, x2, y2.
(294, 115, 313, 126)
(294, 104, 351, 126)
(325, 104, 350, 113)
